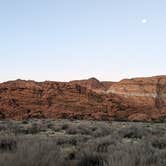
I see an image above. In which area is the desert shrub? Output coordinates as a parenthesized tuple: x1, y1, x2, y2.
(12, 122, 48, 135)
(0, 138, 64, 166)
(151, 137, 166, 150)
(66, 125, 90, 135)
(65, 122, 92, 135)
(106, 141, 166, 166)
(0, 123, 8, 131)
(0, 136, 17, 152)
(65, 121, 111, 136)
(77, 124, 93, 135)
(56, 135, 77, 146)
(66, 125, 86, 135)
(118, 126, 146, 139)
(46, 121, 56, 129)
(27, 123, 44, 134)
(156, 150, 166, 165)
(82, 135, 119, 154)
(21, 120, 29, 124)
(55, 134, 91, 147)
(48, 120, 74, 132)
(62, 123, 69, 130)
(76, 152, 108, 166)
(63, 147, 76, 160)
(92, 126, 111, 137)
(0, 139, 17, 152)
(150, 126, 166, 136)
(96, 136, 119, 153)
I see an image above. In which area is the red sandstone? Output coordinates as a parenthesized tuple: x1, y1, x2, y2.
(0, 76, 166, 121)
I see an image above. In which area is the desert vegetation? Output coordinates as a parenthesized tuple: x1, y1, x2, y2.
(0, 119, 166, 166)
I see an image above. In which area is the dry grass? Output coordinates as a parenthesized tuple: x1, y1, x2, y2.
(0, 119, 166, 166)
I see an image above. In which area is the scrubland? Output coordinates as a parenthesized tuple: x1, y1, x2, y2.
(0, 119, 166, 166)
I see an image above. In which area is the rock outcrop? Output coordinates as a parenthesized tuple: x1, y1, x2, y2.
(70, 78, 106, 91)
(0, 76, 166, 121)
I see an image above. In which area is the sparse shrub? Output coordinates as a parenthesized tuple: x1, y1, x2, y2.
(62, 123, 69, 130)
(0, 136, 17, 152)
(56, 135, 77, 146)
(66, 125, 81, 135)
(0, 138, 63, 166)
(0, 123, 8, 131)
(96, 136, 118, 153)
(66, 123, 94, 135)
(92, 125, 111, 137)
(77, 152, 108, 166)
(119, 126, 145, 139)
(151, 137, 166, 150)
(28, 123, 42, 134)
(22, 120, 29, 124)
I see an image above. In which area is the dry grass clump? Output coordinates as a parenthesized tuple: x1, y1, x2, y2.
(0, 137, 64, 166)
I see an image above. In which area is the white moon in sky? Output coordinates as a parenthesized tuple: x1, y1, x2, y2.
(141, 19, 148, 24)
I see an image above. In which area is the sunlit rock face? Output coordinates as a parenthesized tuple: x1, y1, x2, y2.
(0, 76, 166, 122)
(108, 76, 166, 110)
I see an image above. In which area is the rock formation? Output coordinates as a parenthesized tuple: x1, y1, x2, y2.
(0, 76, 166, 121)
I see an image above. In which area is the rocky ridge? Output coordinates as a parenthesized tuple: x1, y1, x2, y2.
(0, 76, 166, 121)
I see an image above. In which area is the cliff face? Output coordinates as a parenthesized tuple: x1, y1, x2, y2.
(0, 76, 166, 121)
(0, 79, 117, 120)
(108, 76, 166, 108)
(107, 76, 166, 121)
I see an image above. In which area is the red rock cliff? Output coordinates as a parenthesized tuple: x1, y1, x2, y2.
(0, 76, 166, 121)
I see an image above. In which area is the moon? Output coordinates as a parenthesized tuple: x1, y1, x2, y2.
(141, 19, 148, 24)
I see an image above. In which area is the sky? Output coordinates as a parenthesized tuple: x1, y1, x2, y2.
(0, 0, 166, 82)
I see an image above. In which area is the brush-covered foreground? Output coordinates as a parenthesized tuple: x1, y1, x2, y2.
(0, 119, 166, 166)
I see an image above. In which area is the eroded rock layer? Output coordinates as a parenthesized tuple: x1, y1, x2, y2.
(0, 76, 166, 121)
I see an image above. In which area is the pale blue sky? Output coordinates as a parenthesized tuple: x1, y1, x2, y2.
(0, 0, 166, 82)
